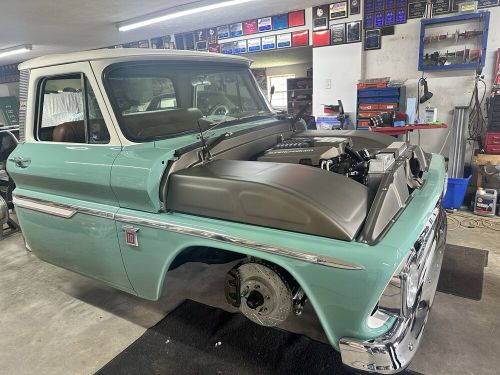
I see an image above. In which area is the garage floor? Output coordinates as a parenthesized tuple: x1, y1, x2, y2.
(1, 212, 499, 375)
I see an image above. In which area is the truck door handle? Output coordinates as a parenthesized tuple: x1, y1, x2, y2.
(9, 156, 31, 168)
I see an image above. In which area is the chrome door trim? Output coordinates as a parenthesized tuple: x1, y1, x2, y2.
(12, 193, 363, 270)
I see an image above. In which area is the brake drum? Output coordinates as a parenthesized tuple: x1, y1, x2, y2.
(237, 263, 292, 327)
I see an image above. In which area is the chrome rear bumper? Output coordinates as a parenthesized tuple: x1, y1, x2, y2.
(339, 206, 447, 374)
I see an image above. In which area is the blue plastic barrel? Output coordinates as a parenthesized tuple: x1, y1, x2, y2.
(442, 176, 471, 209)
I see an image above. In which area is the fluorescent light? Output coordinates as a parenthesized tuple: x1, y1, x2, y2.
(0, 44, 32, 58)
(118, 0, 257, 32)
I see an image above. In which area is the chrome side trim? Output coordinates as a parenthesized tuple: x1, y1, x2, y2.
(12, 193, 363, 270)
(115, 213, 364, 270)
(12, 194, 114, 220)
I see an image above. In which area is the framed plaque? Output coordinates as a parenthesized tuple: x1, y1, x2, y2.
(258, 17, 273, 32)
(385, 9, 396, 24)
(398, 0, 408, 6)
(477, 0, 499, 8)
(292, 30, 309, 46)
(408, 0, 426, 18)
(432, 0, 450, 14)
(375, 0, 385, 11)
(261, 35, 276, 50)
(381, 25, 395, 35)
(330, 23, 346, 45)
(195, 29, 207, 42)
(313, 30, 331, 47)
(138, 40, 149, 48)
(329, 2, 348, 20)
(234, 40, 247, 54)
(396, 7, 408, 23)
(184, 33, 195, 50)
(289, 9, 306, 27)
(277, 33, 292, 48)
(247, 38, 261, 52)
(313, 5, 329, 30)
(243, 20, 258, 35)
(365, 29, 382, 50)
(196, 41, 208, 51)
(174, 34, 185, 50)
(346, 21, 362, 42)
(217, 25, 230, 39)
(208, 44, 221, 53)
(151, 37, 164, 49)
(364, 12, 375, 28)
(350, 0, 361, 14)
(365, 0, 375, 12)
(272, 14, 289, 30)
(375, 11, 384, 27)
(230, 22, 243, 38)
(207, 28, 217, 44)
(386, 0, 397, 7)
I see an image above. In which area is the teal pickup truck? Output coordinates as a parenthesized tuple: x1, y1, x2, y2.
(6, 49, 446, 374)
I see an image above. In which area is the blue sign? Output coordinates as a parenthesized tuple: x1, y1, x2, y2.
(272, 14, 288, 30)
(375, 11, 384, 27)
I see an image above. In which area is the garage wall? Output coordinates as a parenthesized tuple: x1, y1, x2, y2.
(265, 62, 311, 79)
(313, 8, 500, 154)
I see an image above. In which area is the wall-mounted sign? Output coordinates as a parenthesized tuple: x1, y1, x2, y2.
(217, 25, 230, 39)
(386, 0, 396, 8)
(330, 23, 346, 45)
(277, 33, 292, 48)
(313, 30, 330, 47)
(230, 22, 243, 37)
(247, 38, 262, 52)
(346, 21, 362, 42)
(207, 28, 217, 44)
(313, 5, 329, 30)
(261, 35, 276, 50)
(396, 7, 408, 23)
(234, 40, 247, 54)
(272, 14, 289, 30)
(292, 30, 309, 46)
(385, 9, 396, 24)
(208, 44, 221, 53)
(195, 29, 207, 42)
(243, 20, 258, 35)
(350, 0, 361, 14)
(196, 41, 208, 50)
(364, 12, 375, 28)
(258, 17, 273, 32)
(184, 33, 195, 50)
(174, 34, 185, 50)
(375, 0, 385, 11)
(408, 0, 426, 18)
(365, 0, 375, 12)
(288, 10, 306, 27)
(221, 42, 234, 54)
(329, 2, 349, 20)
(365, 29, 382, 50)
(375, 11, 384, 27)
(432, 0, 450, 14)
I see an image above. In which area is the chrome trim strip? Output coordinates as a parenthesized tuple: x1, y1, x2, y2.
(115, 213, 363, 270)
(12, 193, 363, 270)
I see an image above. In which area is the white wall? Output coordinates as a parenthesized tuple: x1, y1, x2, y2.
(266, 62, 311, 78)
(313, 8, 500, 154)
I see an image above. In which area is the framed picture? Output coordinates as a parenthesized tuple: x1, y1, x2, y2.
(330, 23, 346, 45)
(292, 30, 309, 46)
(221, 42, 234, 54)
(234, 40, 247, 54)
(243, 20, 258, 35)
(329, 2, 349, 20)
(364, 12, 375, 28)
(151, 37, 164, 49)
(350, 0, 361, 14)
(385, 9, 396, 25)
(408, 0, 426, 19)
(272, 14, 289, 30)
(396, 7, 408, 23)
(217, 25, 230, 39)
(374, 11, 384, 27)
(258, 17, 273, 32)
(208, 44, 221, 53)
(196, 41, 208, 51)
(174, 34, 185, 50)
(207, 28, 217, 44)
(313, 5, 329, 30)
(365, 29, 382, 50)
(230, 22, 243, 37)
(375, 0, 385, 11)
(313, 30, 331, 47)
(288, 10, 306, 27)
(365, 0, 375, 12)
(346, 21, 362, 43)
(247, 38, 262, 52)
(277, 33, 292, 48)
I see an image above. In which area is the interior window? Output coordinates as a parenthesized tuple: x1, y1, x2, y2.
(36, 74, 110, 144)
(268, 75, 295, 109)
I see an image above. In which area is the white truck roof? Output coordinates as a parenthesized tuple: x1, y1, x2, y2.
(18, 48, 252, 70)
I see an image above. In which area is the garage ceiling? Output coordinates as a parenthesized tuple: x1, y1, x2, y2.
(0, 0, 325, 65)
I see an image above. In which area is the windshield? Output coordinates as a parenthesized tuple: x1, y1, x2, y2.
(105, 61, 273, 142)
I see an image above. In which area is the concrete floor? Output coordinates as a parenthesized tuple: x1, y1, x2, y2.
(0, 212, 499, 375)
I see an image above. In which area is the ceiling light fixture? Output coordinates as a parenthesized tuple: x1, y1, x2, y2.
(0, 44, 32, 58)
(117, 0, 257, 32)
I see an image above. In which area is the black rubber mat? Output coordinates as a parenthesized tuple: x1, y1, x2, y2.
(437, 244, 489, 300)
(96, 300, 423, 375)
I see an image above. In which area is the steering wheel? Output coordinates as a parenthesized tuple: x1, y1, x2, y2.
(209, 103, 230, 116)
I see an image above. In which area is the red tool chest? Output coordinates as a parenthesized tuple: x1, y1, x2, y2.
(485, 132, 500, 154)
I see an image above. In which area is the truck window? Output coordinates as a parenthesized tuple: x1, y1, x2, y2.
(36, 74, 110, 144)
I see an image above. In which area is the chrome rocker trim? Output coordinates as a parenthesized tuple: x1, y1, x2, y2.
(12, 193, 363, 271)
(339, 205, 446, 373)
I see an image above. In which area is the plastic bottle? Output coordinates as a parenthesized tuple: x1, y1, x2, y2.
(473, 188, 497, 217)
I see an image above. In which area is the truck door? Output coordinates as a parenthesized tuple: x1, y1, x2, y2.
(8, 62, 134, 292)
